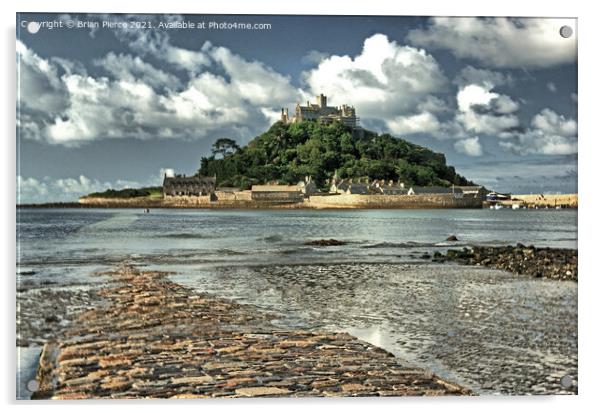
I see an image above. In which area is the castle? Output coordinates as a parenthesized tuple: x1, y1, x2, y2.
(281, 94, 359, 129)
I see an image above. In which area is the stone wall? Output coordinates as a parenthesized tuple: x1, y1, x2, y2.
(78, 193, 483, 209)
(307, 194, 482, 209)
(214, 190, 252, 201)
(251, 191, 303, 203)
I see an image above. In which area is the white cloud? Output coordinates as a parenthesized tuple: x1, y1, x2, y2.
(454, 137, 483, 156)
(386, 112, 441, 135)
(407, 17, 577, 68)
(17, 175, 108, 203)
(95, 52, 181, 91)
(301, 33, 448, 131)
(110, 15, 211, 73)
(455, 83, 520, 135)
(547, 82, 557, 93)
(16, 172, 169, 204)
(499, 108, 577, 155)
(531, 108, 576, 137)
(16, 40, 69, 117)
(17, 39, 303, 146)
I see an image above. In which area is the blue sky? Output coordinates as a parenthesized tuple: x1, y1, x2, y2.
(17, 14, 577, 202)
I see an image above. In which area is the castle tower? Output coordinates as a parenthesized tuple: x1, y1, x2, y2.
(280, 107, 289, 123)
(317, 94, 327, 108)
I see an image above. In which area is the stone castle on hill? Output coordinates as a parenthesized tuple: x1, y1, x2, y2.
(281, 94, 359, 129)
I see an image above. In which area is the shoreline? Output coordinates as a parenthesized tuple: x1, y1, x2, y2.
(30, 265, 471, 399)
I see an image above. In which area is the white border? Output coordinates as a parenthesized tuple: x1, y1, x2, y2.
(3, 1, 601, 412)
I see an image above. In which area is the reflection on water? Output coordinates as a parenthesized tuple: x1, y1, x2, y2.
(16, 208, 578, 395)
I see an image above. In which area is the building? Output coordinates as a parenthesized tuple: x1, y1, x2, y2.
(281, 94, 359, 129)
(163, 174, 216, 197)
(407, 186, 458, 196)
(251, 184, 304, 203)
(251, 176, 318, 203)
(330, 173, 408, 195)
(457, 186, 488, 200)
(371, 180, 407, 195)
(298, 176, 318, 196)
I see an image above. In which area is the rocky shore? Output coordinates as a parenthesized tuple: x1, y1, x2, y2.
(31, 265, 471, 399)
(431, 244, 577, 281)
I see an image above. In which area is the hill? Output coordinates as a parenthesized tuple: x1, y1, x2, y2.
(198, 121, 474, 190)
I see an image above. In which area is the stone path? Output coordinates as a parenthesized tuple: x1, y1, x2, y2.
(32, 265, 471, 399)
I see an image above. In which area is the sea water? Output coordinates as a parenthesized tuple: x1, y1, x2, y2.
(16, 208, 578, 396)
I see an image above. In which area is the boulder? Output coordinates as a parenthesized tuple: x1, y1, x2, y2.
(304, 239, 347, 246)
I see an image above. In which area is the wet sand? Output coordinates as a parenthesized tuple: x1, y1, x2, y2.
(31, 265, 471, 399)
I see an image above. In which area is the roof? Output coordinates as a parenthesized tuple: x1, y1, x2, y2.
(347, 184, 369, 194)
(251, 185, 301, 192)
(410, 186, 456, 194)
(457, 186, 485, 192)
(163, 175, 216, 185)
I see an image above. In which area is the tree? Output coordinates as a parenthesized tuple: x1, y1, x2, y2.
(211, 138, 240, 158)
(198, 120, 475, 189)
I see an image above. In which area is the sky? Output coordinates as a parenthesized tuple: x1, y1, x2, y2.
(16, 13, 578, 203)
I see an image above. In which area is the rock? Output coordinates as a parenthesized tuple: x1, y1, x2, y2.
(18, 270, 36, 276)
(171, 375, 214, 385)
(446, 235, 459, 242)
(235, 386, 291, 397)
(341, 383, 371, 392)
(442, 244, 577, 281)
(304, 239, 347, 246)
(420, 253, 431, 259)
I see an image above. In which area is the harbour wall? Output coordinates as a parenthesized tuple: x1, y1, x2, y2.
(307, 194, 483, 209)
(78, 194, 483, 209)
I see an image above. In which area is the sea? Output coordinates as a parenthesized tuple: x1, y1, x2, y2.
(16, 208, 578, 397)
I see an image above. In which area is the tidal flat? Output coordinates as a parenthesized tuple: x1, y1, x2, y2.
(17, 208, 578, 397)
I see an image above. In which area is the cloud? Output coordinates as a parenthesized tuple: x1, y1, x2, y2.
(407, 17, 577, 68)
(499, 108, 577, 155)
(453, 66, 512, 88)
(455, 83, 520, 135)
(301, 33, 448, 131)
(456, 157, 577, 193)
(16, 41, 69, 116)
(107, 15, 211, 73)
(546, 82, 557, 93)
(531, 108, 576, 137)
(17, 175, 108, 203)
(95, 52, 181, 91)
(386, 112, 441, 135)
(17, 39, 303, 146)
(16, 169, 173, 204)
(454, 137, 483, 156)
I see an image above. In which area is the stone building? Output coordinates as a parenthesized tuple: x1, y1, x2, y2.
(407, 186, 465, 198)
(371, 180, 407, 195)
(163, 174, 216, 197)
(251, 184, 304, 203)
(251, 176, 318, 203)
(281, 94, 359, 129)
